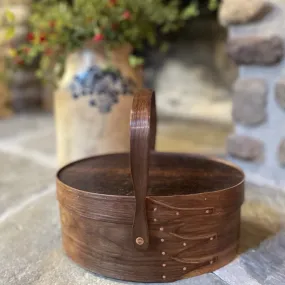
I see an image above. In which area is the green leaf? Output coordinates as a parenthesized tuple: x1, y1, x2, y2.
(5, 10, 15, 23)
(182, 3, 199, 19)
(35, 70, 43, 79)
(159, 42, 169, 53)
(5, 26, 15, 40)
(128, 55, 144, 67)
(208, 0, 219, 11)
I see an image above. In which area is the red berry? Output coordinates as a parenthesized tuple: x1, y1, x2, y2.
(40, 33, 46, 43)
(26, 32, 35, 41)
(109, 0, 117, 6)
(122, 10, 131, 20)
(93, 33, 104, 42)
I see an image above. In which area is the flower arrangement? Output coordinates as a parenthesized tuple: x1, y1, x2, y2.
(4, 0, 218, 85)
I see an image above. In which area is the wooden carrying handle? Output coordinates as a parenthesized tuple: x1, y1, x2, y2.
(130, 89, 157, 251)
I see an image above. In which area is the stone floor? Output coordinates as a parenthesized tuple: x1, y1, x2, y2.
(0, 114, 285, 285)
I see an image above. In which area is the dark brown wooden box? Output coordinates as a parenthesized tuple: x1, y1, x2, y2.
(57, 89, 244, 283)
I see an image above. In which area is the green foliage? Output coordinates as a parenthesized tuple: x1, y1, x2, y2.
(5, 0, 219, 84)
(128, 55, 144, 67)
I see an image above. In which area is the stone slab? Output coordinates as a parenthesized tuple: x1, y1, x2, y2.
(0, 151, 55, 214)
(232, 79, 267, 126)
(219, 0, 270, 26)
(0, 114, 53, 138)
(215, 183, 285, 284)
(21, 128, 56, 156)
(278, 138, 285, 167)
(227, 36, 284, 65)
(275, 79, 285, 111)
(227, 135, 264, 161)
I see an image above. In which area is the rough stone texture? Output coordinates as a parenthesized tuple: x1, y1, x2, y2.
(146, 18, 237, 124)
(0, 114, 53, 138)
(216, 183, 285, 285)
(21, 128, 56, 155)
(227, 135, 264, 161)
(278, 139, 285, 167)
(232, 79, 267, 125)
(227, 36, 284, 65)
(275, 79, 285, 110)
(0, 151, 55, 214)
(219, 0, 270, 26)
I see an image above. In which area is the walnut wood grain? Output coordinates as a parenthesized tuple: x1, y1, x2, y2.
(56, 88, 245, 282)
(130, 89, 156, 250)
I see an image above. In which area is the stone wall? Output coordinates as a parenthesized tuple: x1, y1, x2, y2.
(220, 0, 285, 187)
(0, 0, 44, 112)
(145, 15, 238, 124)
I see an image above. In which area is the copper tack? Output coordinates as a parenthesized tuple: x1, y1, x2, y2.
(135, 237, 144, 245)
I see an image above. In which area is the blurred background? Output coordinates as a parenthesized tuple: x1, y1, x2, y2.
(0, 0, 235, 167)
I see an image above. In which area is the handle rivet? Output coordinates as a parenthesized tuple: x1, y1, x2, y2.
(176, 211, 179, 216)
(162, 275, 166, 279)
(210, 260, 214, 264)
(161, 251, 166, 255)
(161, 238, 165, 242)
(210, 237, 214, 241)
(136, 237, 144, 245)
(160, 227, 164, 231)
(183, 242, 187, 246)
(205, 210, 210, 214)
(162, 263, 166, 267)
(183, 267, 187, 271)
